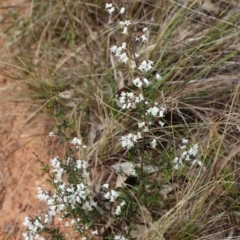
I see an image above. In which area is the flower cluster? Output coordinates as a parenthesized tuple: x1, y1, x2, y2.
(102, 184, 126, 216)
(133, 76, 150, 88)
(173, 139, 202, 169)
(115, 200, 126, 215)
(121, 132, 142, 149)
(23, 216, 45, 240)
(102, 183, 120, 202)
(42, 155, 96, 214)
(147, 104, 166, 118)
(107, 3, 165, 151)
(22, 138, 99, 239)
(105, 3, 125, 15)
(119, 91, 144, 109)
(138, 60, 154, 72)
(120, 100, 166, 149)
(71, 137, 87, 149)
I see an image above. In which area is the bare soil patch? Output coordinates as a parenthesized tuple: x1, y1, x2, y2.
(0, 1, 58, 239)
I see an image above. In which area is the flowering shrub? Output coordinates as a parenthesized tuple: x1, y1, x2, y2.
(22, 2, 204, 240)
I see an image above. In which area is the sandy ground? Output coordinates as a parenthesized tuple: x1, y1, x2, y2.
(0, 1, 58, 238)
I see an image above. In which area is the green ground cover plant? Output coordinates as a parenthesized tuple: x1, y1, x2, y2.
(2, 0, 240, 239)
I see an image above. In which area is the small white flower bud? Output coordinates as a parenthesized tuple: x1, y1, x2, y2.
(120, 7, 125, 14)
(122, 26, 128, 34)
(108, 7, 115, 14)
(105, 3, 113, 9)
(122, 42, 127, 49)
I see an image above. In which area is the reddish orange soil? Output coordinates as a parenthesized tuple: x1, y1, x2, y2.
(0, 1, 57, 239)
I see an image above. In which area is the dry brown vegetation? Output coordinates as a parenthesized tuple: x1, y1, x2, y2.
(1, 0, 240, 239)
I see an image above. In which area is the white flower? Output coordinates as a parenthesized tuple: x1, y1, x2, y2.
(76, 159, 87, 169)
(105, 3, 113, 9)
(130, 60, 136, 69)
(182, 138, 188, 144)
(115, 205, 121, 215)
(89, 200, 97, 208)
(185, 154, 190, 161)
(120, 52, 128, 63)
(237, 125, 240, 132)
(37, 187, 49, 202)
(143, 78, 150, 86)
(127, 92, 134, 98)
(121, 133, 140, 149)
(48, 132, 55, 137)
(122, 42, 127, 49)
(120, 20, 131, 26)
(192, 160, 203, 166)
(159, 120, 165, 127)
(23, 216, 31, 227)
(65, 221, 69, 227)
(115, 47, 123, 56)
(159, 110, 164, 117)
(50, 157, 61, 168)
(151, 139, 157, 148)
(44, 215, 49, 224)
(92, 229, 98, 236)
(108, 7, 115, 14)
(147, 106, 159, 117)
(122, 26, 128, 34)
(120, 7, 125, 14)
(104, 190, 119, 202)
(135, 36, 141, 41)
(156, 73, 162, 80)
(139, 94, 144, 101)
(110, 190, 119, 202)
(114, 201, 126, 216)
(71, 137, 82, 145)
(53, 167, 64, 182)
(82, 201, 93, 211)
(188, 144, 198, 156)
(137, 132, 142, 139)
(104, 191, 111, 200)
(143, 27, 148, 32)
(173, 157, 179, 163)
(138, 121, 145, 129)
(110, 45, 118, 53)
(121, 136, 134, 149)
(135, 96, 140, 103)
(23, 216, 44, 234)
(102, 183, 109, 189)
(127, 102, 132, 109)
(174, 164, 180, 170)
(133, 77, 143, 88)
(181, 151, 187, 158)
(141, 35, 147, 42)
(180, 145, 187, 149)
(58, 183, 66, 190)
(143, 126, 149, 132)
(130, 163, 137, 176)
(138, 60, 154, 72)
(119, 92, 126, 103)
